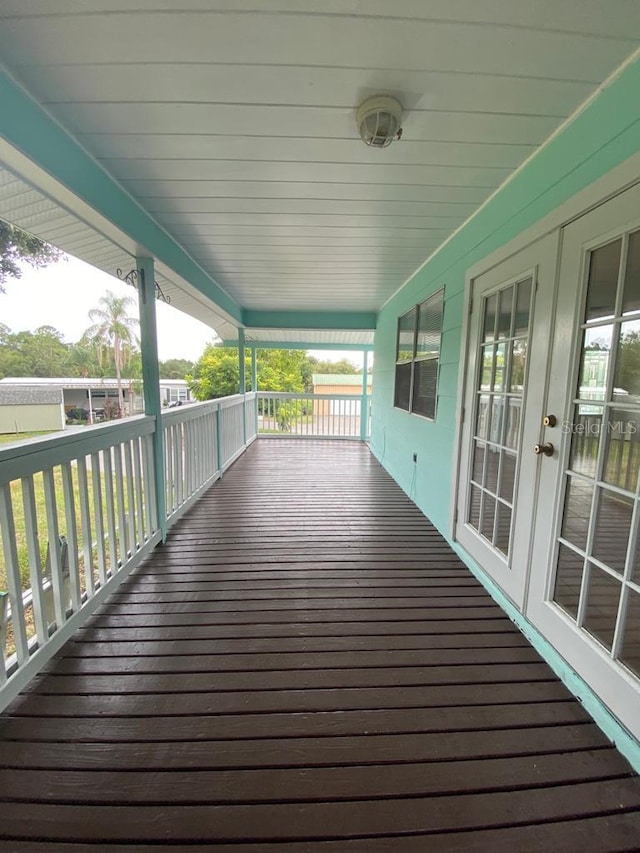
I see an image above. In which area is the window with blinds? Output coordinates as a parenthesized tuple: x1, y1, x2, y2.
(394, 288, 444, 419)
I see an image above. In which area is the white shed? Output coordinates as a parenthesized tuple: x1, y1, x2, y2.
(0, 385, 65, 434)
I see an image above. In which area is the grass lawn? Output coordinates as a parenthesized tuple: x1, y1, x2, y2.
(0, 431, 55, 446)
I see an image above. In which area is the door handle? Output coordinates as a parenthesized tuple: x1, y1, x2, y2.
(534, 442, 554, 457)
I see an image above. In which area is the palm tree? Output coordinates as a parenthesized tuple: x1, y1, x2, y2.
(85, 291, 138, 418)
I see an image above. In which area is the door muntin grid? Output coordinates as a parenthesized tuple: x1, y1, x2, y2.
(552, 229, 640, 680)
(467, 276, 533, 561)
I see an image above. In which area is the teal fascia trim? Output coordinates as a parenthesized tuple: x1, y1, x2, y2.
(136, 256, 166, 541)
(451, 542, 640, 774)
(242, 310, 377, 330)
(0, 69, 241, 323)
(223, 341, 374, 352)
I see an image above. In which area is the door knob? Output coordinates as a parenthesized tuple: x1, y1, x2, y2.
(534, 442, 554, 457)
(543, 414, 557, 427)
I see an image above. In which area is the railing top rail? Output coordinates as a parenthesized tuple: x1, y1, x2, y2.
(160, 399, 219, 426)
(161, 393, 256, 425)
(257, 392, 368, 401)
(0, 415, 156, 484)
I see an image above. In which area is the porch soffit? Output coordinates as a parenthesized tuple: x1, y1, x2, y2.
(0, 2, 639, 342)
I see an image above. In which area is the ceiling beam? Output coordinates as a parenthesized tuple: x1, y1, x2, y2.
(242, 310, 377, 331)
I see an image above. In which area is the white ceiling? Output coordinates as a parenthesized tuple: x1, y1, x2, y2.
(0, 1, 639, 327)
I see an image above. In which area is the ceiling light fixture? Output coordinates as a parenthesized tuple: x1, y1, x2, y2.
(356, 95, 403, 148)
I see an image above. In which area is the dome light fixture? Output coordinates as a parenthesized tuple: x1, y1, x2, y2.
(356, 95, 403, 148)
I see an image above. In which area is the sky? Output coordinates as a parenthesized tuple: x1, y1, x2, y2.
(1, 255, 365, 366)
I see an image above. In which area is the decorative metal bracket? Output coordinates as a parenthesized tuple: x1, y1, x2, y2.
(116, 267, 171, 304)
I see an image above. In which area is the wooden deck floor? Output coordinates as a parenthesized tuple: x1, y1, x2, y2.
(1, 440, 640, 851)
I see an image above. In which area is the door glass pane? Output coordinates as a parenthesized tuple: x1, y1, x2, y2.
(509, 339, 527, 392)
(468, 485, 481, 528)
(504, 398, 522, 450)
(481, 494, 496, 540)
(578, 325, 613, 401)
(492, 343, 507, 391)
(497, 287, 514, 339)
(591, 489, 632, 575)
(622, 230, 640, 316)
(472, 442, 485, 485)
(560, 477, 594, 551)
(485, 445, 500, 492)
(480, 346, 493, 389)
(514, 278, 532, 336)
(619, 591, 640, 677)
(495, 503, 512, 556)
(603, 409, 640, 491)
(583, 565, 622, 651)
(585, 239, 621, 323)
(553, 544, 585, 619)
(613, 318, 640, 396)
(476, 395, 490, 439)
(568, 405, 602, 479)
(499, 451, 517, 503)
(483, 294, 497, 342)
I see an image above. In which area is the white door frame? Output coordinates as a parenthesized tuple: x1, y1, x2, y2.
(455, 233, 559, 610)
(451, 150, 640, 543)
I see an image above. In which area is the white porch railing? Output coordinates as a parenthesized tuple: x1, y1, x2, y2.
(0, 392, 255, 708)
(257, 392, 370, 439)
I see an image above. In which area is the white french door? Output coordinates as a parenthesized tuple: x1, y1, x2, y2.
(455, 233, 559, 609)
(527, 183, 640, 740)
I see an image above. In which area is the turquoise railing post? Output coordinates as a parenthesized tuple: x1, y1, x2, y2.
(136, 256, 167, 540)
(360, 350, 369, 441)
(238, 329, 247, 446)
(251, 345, 258, 432)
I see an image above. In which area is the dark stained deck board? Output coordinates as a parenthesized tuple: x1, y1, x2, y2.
(1, 439, 639, 851)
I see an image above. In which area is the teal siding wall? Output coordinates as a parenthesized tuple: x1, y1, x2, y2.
(370, 58, 640, 536)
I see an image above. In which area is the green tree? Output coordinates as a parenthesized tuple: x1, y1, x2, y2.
(0, 221, 62, 291)
(85, 291, 138, 417)
(302, 356, 360, 391)
(188, 346, 306, 401)
(159, 357, 195, 379)
(0, 325, 69, 377)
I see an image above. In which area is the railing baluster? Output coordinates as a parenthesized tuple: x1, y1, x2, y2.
(142, 433, 158, 535)
(102, 448, 118, 576)
(113, 444, 128, 562)
(0, 483, 29, 665)
(20, 477, 47, 644)
(61, 461, 81, 612)
(123, 439, 136, 553)
(90, 452, 107, 585)
(174, 423, 183, 508)
(0, 593, 8, 683)
(132, 439, 146, 543)
(76, 456, 94, 596)
(42, 468, 66, 628)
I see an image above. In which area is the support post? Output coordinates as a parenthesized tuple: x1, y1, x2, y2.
(136, 256, 167, 540)
(251, 346, 258, 435)
(360, 350, 369, 441)
(238, 328, 247, 446)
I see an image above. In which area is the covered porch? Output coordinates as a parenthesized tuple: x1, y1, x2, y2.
(1, 439, 639, 850)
